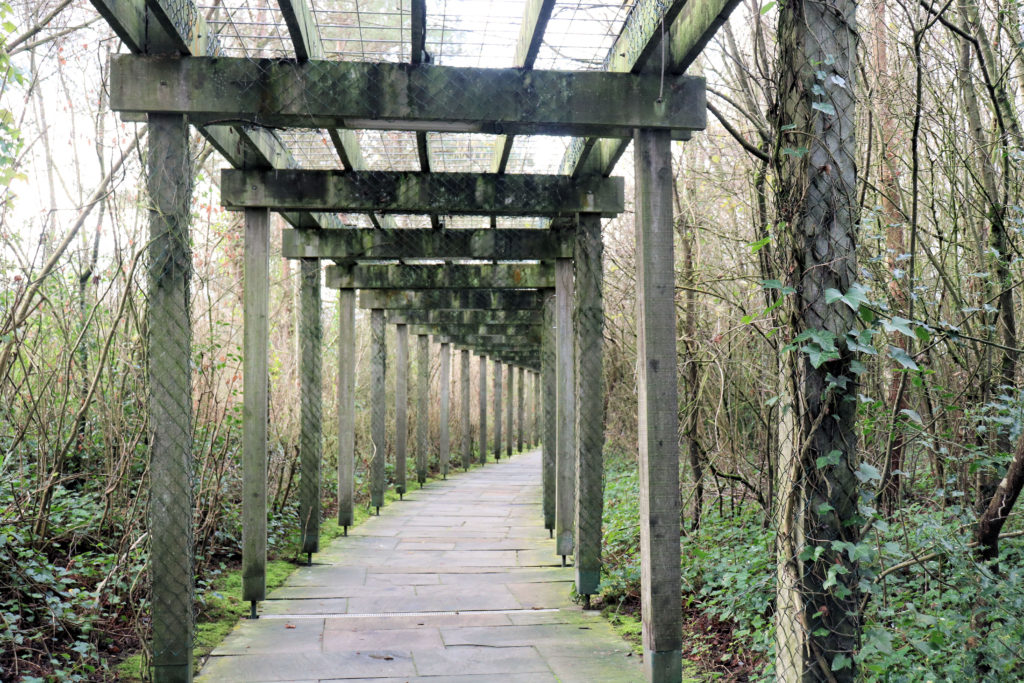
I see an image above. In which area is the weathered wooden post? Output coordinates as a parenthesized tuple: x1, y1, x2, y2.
(460, 348, 471, 470)
(517, 366, 525, 453)
(493, 360, 503, 460)
(478, 354, 488, 465)
(505, 362, 514, 457)
(370, 308, 386, 513)
(149, 113, 195, 680)
(242, 206, 269, 618)
(555, 258, 576, 562)
(574, 212, 604, 601)
(395, 323, 409, 497)
(541, 291, 556, 535)
(439, 340, 451, 477)
(533, 370, 541, 448)
(338, 289, 355, 532)
(298, 259, 322, 563)
(416, 334, 429, 485)
(635, 129, 682, 681)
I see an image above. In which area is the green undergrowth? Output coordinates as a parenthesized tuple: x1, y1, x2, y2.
(117, 451, 525, 681)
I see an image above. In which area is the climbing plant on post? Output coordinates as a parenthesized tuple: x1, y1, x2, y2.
(772, 0, 861, 678)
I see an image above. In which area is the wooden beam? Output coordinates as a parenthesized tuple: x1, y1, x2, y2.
(88, 0, 342, 232)
(478, 354, 488, 465)
(225, 170, 624, 217)
(404, 323, 541, 342)
(439, 341, 451, 477)
(278, 0, 324, 61)
(337, 290, 355, 529)
(358, 289, 544, 311)
(328, 264, 554, 290)
(395, 323, 409, 496)
(298, 258, 322, 557)
(554, 258, 575, 560)
(370, 309, 386, 510)
(283, 228, 573, 261)
(560, 0, 736, 178)
(110, 55, 707, 136)
(386, 309, 541, 326)
(490, 0, 557, 173)
(411, 328, 541, 347)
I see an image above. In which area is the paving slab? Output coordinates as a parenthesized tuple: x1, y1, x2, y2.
(197, 450, 643, 682)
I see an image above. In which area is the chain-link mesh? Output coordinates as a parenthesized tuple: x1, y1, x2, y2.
(146, 114, 195, 678)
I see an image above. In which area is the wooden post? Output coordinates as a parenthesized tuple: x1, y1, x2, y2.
(517, 365, 525, 453)
(460, 349, 471, 470)
(505, 362, 514, 457)
(541, 291, 556, 532)
(416, 334, 429, 484)
(574, 212, 605, 597)
(493, 361, 503, 460)
(298, 258, 322, 558)
(149, 113, 195, 681)
(439, 341, 451, 477)
(555, 258, 576, 559)
(634, 129, 682, 682)
(370, 308, 386, 511)
(242, 206, 269, 610)
(478, 354, 488, 465)
(338, 289, 355, 530)
(533, 370, 541, 448)
(395, 324, 409, 495)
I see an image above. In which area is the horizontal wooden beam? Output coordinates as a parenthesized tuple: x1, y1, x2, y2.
(225, 170, 623, 217)
(358, 289, 543, 310)
(400, 322, 540, 338)
(328, 264, 553, 289)
(283, 228, 572, 261)
(413, 327, 541, 346)
(387, 309, 542, 326)
(109, 55, 707, 137)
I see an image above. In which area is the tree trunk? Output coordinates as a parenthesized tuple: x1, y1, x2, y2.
(772, 0, 862, 678)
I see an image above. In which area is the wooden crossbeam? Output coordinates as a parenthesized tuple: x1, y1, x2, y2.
(490, 0, 557, 173)
(327, 264, 553, 290)
(109, 56, 706, 137)
(561, 0, 736, 178)
(387, 310, 541, 326)
(358, 290, 543, 310)
(411, 327, 540, 346)
(223, 170, 623, 217)
(282, 228, 572, 261)
(88, 0, 344, 231)
(397, 322, 540, 338)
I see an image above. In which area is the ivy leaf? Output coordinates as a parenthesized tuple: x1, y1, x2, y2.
(812, 101, 836, 116)
(760, 0, 776, 13)
(748, 236, 771, 253)
(817, 450, 842, 469)
(900, 408, 923, 426)
(888, 345, 919, 370)
(882, 316, 916, 338)
(855, 462, 882, 483)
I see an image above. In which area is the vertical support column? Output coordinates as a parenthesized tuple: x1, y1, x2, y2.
(493, 361, 503, 461)
(478, 354, 488, 465)
(416, 334, 429, 485)
(370, 309, 386, 512)
(395, 324, 409, 497)
(439, 341, 451, 477)
(555, 259, 576, 560)
(634, 129, 682, 682)
(533, 370, 541, 448)
(338, 289, 355, 532)
(505, 363, 514, 457)
(517, 366, 525, 453)
(574, 212, 605, 598)
(149, 114, 195, 680)
(298, 259, 322, 560)
(541, 291, 556, 533)
(242, 207, 269, 610)
(460, 349, 471, 470)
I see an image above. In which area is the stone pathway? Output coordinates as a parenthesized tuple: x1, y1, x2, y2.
(198, 450, 642, 682)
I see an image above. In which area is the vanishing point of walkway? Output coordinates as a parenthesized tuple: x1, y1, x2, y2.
(198, 450, 642, 682)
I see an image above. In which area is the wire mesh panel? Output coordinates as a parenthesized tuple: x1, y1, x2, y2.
(147, 114, 195, 680)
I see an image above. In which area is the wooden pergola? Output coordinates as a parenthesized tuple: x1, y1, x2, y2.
(88, 1, 738, 681)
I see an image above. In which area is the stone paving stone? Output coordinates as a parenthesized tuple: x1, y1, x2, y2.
(197, 451, 643, 682)
(411, 644, 551, 676)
